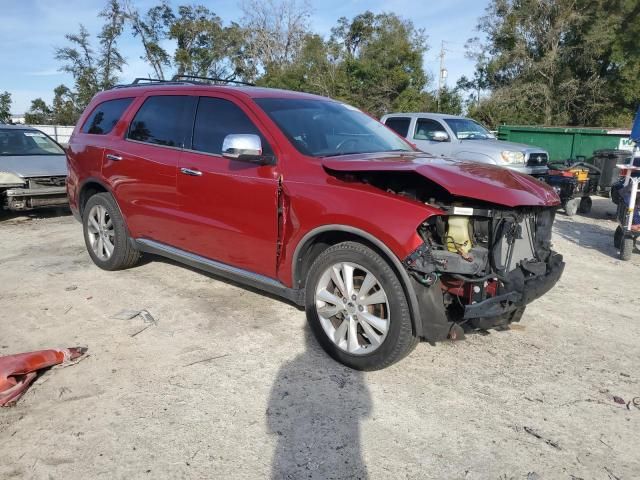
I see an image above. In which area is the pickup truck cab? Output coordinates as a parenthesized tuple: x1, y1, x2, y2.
(67, 78, 564, 370)
(381, 113, 549, 177)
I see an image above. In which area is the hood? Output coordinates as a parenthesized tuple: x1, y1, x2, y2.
(0, 154, 68, 178)
(322, 152, 559, 207)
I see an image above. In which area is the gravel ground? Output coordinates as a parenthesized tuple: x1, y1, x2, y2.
(0, 197, 639, 480)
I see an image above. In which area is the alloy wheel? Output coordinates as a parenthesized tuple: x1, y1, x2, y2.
(86, 204, 115, 261)
(314, 262, 390, 355)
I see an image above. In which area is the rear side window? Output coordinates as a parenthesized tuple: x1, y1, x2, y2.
(192, 97, 272, 155)
(128, 96, 196, 147)
(82, 98, 133, 135)
(384, 117, 411, 137)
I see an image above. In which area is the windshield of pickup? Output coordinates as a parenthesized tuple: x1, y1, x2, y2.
(255, 98, 414, 157)
(443, 118, 493, 140)
(0, 129, 65, 156)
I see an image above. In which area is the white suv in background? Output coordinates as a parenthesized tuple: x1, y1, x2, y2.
(381, 113, 549, 177)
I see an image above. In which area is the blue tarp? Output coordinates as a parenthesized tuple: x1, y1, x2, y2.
(631, 106, 640, 143)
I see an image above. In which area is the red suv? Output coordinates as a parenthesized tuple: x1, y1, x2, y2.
(67, 78, 564, 370)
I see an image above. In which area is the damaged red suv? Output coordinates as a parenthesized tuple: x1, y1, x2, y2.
(67, 78, 564, 370)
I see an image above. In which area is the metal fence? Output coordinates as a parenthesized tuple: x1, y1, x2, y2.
(29, 125, 75, 145)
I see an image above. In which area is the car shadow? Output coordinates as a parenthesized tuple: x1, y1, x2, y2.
(0, 206, 71, 224)
(141, 254, 304, 310)
(267, 327, 371, 479)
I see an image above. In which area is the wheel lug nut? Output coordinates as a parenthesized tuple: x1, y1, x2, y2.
(358, 305, 364, 311)
(351, 294, 356, 300)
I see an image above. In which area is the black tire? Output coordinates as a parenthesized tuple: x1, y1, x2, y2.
(564, 197, 580, 216)
(578, 196, 592, 214)
(82, 193, 140, 270)
(304, 241, 418, 371)
(614, 226, 623, 249)
(620, 235, 634, 261)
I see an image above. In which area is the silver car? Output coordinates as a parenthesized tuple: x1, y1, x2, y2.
(381, 113, 549, 177)
(0, 125, 68, 211)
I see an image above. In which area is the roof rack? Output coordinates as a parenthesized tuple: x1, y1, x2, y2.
(111, 75, 255, 89)
(171, 75, 255, 86)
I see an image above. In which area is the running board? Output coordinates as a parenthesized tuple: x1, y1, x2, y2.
(135, 239, 304, 306)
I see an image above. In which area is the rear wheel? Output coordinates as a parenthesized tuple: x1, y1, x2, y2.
(578, 196, 592, 214)
(305, 241, 418, 371)
(620, 235, 634, 261)
(83, 193, 140, 270)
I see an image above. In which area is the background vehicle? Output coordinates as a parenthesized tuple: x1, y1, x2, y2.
(0, 125, 68, 211)
(381, 113, 549, 177)
(67, 77, 564, 370)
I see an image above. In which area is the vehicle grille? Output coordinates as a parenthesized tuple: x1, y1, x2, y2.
(527, 153, 548, 167)
(28, 176, 66, 188)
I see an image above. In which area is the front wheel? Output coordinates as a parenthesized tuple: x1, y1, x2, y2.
(620, 235, 634, 261)
(305, 241, 418, 370)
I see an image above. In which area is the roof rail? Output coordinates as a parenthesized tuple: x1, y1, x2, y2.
(110, 75, 255, 90)
(170, 75, 255, 86)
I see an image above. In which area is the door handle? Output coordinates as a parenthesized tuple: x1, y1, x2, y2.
(180, 167, 203, 177)
(105, 153, 122, 161)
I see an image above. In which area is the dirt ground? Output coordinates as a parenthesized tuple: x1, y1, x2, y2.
(0, 197, 639, 480)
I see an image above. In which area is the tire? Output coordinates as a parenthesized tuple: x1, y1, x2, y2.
(578, 196, 592, 214)
(82, 193, 140, 271)
(614, 226, 623, 249)
(620, 235, 634, 261)
(304, 241, 418, 371)
(564, 197, 580, 216)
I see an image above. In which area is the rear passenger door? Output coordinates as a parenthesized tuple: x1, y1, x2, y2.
(102, 94, 196, 242)
(175, 95, 280, 278)
(383, 117, 412, 139)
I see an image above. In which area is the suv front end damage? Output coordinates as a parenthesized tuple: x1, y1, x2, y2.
(404, 206, 564, 340)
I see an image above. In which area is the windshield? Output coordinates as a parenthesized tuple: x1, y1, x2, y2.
(0, 129, 65, 156)
(444, 118, 493, 140)
(255, 98, 414, 157)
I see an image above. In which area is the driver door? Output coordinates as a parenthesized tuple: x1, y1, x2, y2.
(174, 95, 280, 278)
(412, 118, 452, 157)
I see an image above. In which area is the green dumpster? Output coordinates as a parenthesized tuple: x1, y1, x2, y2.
(497, 125, 634, 162)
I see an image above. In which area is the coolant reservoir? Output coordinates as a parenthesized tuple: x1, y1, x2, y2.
(446, 216, 473, 255)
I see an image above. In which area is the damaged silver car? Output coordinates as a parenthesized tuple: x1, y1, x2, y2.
(0, 125, 68, 211)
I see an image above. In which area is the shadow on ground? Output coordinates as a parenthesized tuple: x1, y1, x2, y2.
(267, 328, 371, 480)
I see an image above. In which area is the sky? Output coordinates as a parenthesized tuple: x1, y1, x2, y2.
(0, 0, 488, 114)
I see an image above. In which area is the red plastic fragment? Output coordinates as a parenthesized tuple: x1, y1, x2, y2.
(0, 347, 87, 407)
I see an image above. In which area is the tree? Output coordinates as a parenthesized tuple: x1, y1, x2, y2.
(0, 91, 11, 123)
(468, 0, 640, 127)
(51, 85, 79, 125)
(240, 0, 312, 78)
(25, 98, 52, 125)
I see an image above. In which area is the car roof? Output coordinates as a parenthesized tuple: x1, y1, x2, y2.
(94, 84, 334, 103)
(383, 112, 466, 121)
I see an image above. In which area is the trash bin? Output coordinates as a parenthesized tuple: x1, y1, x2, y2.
(591, 149, 634, 192)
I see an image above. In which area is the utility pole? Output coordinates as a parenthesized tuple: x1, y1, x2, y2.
(437, 41, 448, 112)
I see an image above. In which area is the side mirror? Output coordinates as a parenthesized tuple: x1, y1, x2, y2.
(430, 131, 449, 142)
(222, 134, 273, 165)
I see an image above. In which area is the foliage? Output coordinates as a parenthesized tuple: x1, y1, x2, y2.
(0, 91, 11, 123)
(465, 0, 640, 128)
(25, 98, 52, 124)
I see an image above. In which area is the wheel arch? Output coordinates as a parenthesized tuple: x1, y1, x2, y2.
(78, 178, 133, 238)
(292, 225, 423, 336)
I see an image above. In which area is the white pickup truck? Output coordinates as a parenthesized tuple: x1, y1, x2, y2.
(381, 113, 549, 177)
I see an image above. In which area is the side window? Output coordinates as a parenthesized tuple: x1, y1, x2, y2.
(82, 97, 133, 135)
(128, 96, 195, 147)
(384, 117, 411, 137)
(414, 119, 448, 141)
(192, 97, 272, 156)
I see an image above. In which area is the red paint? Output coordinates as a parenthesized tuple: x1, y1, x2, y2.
(68, 84, 559, 288)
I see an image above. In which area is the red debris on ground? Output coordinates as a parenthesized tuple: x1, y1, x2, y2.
(0, 347, 87, 407)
